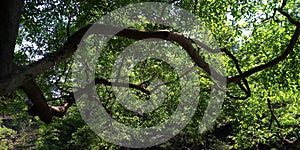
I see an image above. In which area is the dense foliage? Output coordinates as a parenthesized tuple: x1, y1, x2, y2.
(0, 0, 299, 149)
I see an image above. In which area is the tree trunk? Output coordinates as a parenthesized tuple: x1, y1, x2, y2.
(0, 0, 24, 78)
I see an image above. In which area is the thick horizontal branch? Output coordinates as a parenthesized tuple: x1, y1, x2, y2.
(17, 14, 300, 122)
(2, 9, 299, 99)
(0, 24, 226, 96)
(88, 24, 224, 80)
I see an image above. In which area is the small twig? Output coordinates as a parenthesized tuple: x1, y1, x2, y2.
(150, 65, 196, 93)
(220, 48, 251, 99)
(267, 98, 281, 128)
(95, 77, 151, 95)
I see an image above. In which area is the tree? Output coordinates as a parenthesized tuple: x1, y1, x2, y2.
(0, 0, 299, 149)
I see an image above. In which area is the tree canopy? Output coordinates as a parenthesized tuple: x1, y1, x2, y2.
(0, 0, 299, 149)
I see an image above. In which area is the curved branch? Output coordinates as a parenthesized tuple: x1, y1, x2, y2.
(228, 26, 300, 83)
(2, 7, 299, 102)
(228, 7, 300, 84)
(275, 8, 300, 26)
(0, 24, 226, 96)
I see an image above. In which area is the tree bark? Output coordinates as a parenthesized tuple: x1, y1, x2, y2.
(20, 80, 52, 123)
(0, 0, 24, 78)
